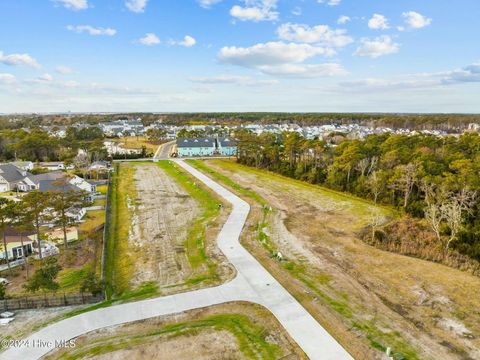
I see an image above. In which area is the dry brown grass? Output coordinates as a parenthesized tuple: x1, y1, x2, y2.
(199, 159, 480, 360)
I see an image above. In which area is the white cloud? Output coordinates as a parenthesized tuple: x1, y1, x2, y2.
(0, 73, 16, 85)
(230, 0, 278, 22)
(219, 42, 334, 67)
(53, 0, 88, 11)
(67, 25, 117, 36)
(402, 11, 432, 29)
(190, 75, 278, 86)
(180, 35, 197, 47)
(338, 62, 480, 92)
(0, 51, 41, 68)
(125, 0, 148, 13)
(168, 36, 197, 47)
(218, 41, 344, 78)
(337, 16, 350, 25)
(368, 14, 389, 30)
(37, 73, 54, 83)
(138, 33, 160, 46)
(354, 36, 400, 58)
(277, 23, 353, 47)
(198, 0, 223, 8)
(292, 7, 302, 16)
(442, 63, 480, 84)
(55, 65, 73, 75)
(339, 78, 438, 91)
(318, 0, 341, 7)
(259, 63, 347, 77)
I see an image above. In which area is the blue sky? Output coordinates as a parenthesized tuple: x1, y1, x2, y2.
(0, 0, 479, 113)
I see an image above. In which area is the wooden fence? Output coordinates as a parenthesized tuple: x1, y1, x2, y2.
(0, 293, 104, 312)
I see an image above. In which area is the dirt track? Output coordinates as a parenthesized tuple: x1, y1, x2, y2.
(131, 163, 199, 288)
(129, 163, 234, 294)
(205, 160, 480, 360)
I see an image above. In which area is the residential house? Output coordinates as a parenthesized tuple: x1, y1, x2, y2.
(217, 137, 238, 156)
(38, 162, 74, 171)
(176, 138, 216, 157)
(22, 172, 97, 199)
(11, 161, 34, 172)
(89, 161, 112, 172)
(0, 164, 30, 192)
(0, 228, 35, 261)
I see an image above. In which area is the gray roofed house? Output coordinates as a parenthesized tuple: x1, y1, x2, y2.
(0, 164, 30, 192)
(176, 138, 216, 157)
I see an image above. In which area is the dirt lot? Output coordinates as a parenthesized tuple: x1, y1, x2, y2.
(128, 163, 233, 294)
(202, 159, 480, 360)
(45, 302, 306, 360)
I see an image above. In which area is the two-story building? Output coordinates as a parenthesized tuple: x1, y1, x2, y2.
(217, 137, 238, 156)
(176, 138, 216, 157)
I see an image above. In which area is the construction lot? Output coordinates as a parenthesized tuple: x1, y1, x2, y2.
(191, 159, 480, 360)
(44, 302, 306, 360)
(106, 161, 234, 297)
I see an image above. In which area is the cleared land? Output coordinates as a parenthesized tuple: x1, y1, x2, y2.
(44, 302, 307, 360)
(191, 159, 480, 360)
(110, 136, 164, 154)
(105, 161, 234, 298)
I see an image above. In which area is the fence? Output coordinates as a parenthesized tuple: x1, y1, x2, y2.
(0, 293, 104, 312)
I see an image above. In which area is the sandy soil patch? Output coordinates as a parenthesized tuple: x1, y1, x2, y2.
(128, 163, 234, 295)
(130, 163, 200, 288)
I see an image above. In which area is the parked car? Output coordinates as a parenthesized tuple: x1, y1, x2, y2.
(0, 278, 9, 286)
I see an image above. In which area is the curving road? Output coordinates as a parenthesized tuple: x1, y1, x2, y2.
(0, 160, 352, 360)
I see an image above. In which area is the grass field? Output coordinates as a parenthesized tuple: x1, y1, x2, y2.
(110, 136, 161, 153)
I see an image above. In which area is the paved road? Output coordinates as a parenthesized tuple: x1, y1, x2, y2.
(0, 160, 352, 360)
(153, 140, 176, 160)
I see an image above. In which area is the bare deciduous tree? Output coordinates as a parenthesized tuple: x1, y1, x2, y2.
(443, 188, 477, 251)
(395, 163, 419, 208)
(422, 181, 477, 254)
(368, 171, 383, 203)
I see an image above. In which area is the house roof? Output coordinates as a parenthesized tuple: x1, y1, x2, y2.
(177, 138, 215, 148)
(218, 137, 238, 147)
(0, 164, 29, 183)
(38, 180, 80, 193)
(26, 171, 65, 186)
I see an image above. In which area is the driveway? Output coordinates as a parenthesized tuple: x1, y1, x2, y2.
(0, 160, 352, 360)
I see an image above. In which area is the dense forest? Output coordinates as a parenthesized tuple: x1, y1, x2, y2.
(235, 130, 480, 274)
(1, 113, 479, 131)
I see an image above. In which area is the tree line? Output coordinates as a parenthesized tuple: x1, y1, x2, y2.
(2, 113, 479, 132)
(235, 130, 480, 270)
(0, 128, 107, 163)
